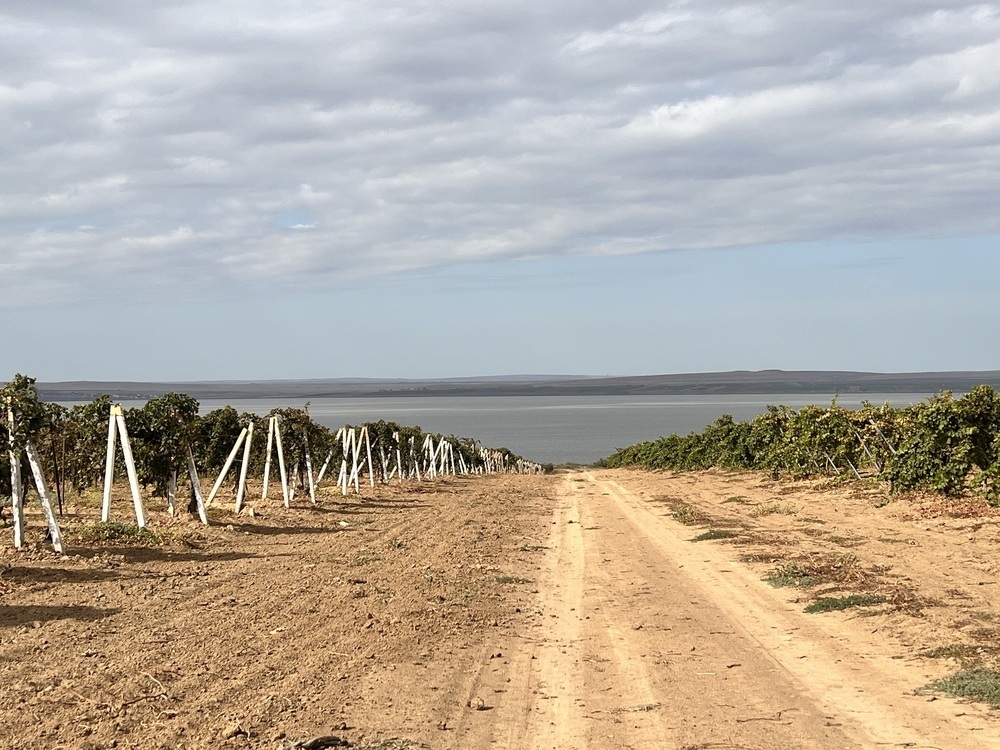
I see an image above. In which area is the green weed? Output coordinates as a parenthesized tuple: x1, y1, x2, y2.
(924, 668, 1000, 707)
(804, 594, 885, 614)
(691, 529, 737, 542)
(68, 522, 166, 546)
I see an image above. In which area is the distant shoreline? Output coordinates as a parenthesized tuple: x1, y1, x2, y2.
(34, 369, 1000, 402)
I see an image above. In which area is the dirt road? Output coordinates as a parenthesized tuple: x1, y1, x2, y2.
(492, 470, 1000, 749)
(2, 469, 998, 749)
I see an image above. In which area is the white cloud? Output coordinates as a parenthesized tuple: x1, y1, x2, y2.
(1, 1, 999, 307)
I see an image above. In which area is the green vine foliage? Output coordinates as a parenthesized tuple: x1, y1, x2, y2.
(2, 374, 533, 505)
(605, 385, 1000, 503)
(127, 393, 201, 498)
(65, 396, 114, 492)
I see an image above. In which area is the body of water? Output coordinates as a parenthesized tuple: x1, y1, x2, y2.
(134, 393, 932, 466)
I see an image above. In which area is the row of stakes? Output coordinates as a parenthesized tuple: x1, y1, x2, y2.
(6, 404, 543, 553)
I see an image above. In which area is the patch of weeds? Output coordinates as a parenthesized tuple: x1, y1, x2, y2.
(970, 610, 999, 623)
(739, 550, 787, 564)
(519, 544, 548, 552)
(825, 534, 865, 547)
(668, 504, 701, 525)
(69, 522, 166, 546)
(722, 496, 748, 504)
(495, 575, 532, 584)
(883, 585, 934, 616)
(923, 668, 1000, 707)
(877, 536, 917, 545)
(750, 502, 795, 518)
(970, 627, 1000, 643)
(804, 594, 885, 614)
(385, 538, 406, 550)
(71, 488, 106, 509)
(765, 563, 816, 589)
(802, 517, 826, 525)
(691, 528, 737, 542)
(923, 644, 978, 660)
(819, 553, 871, 586)
(357, 739, 416, 750)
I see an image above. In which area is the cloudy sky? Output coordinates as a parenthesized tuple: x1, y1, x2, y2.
(2, 1, 999, 380)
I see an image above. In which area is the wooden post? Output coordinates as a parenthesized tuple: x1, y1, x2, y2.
(24, 441, 64, 554)
(207, 427, 247, 505)
(363, 427, 375, 489)
(304, 430, 316, 505)
(235, 421, 254, 514)
(845, 457, 863, 481)
(274, 419, 290, 508)
(7, 403, 25, 548)
(114, 409, 146, 527)
(872, 424, 897, 455)
(410, 436, 421, 481)
(290, 463, 299, 502)
(167, 470, 178, 516)
(186, 448, 209, 525)
(379, 447, 389, 483)
(101, 405, 118, 523)
(262, 416, 275, 499)
(394, 432, 403, 486)
(315, 449, 334, 486)
(423, 436, 437, 479)
(348, 429, 361, 492)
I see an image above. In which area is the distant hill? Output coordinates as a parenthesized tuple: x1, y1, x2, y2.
(34, 370, 1000, 402)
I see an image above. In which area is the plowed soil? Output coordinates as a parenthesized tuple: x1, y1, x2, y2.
(2, 468, 999, 749)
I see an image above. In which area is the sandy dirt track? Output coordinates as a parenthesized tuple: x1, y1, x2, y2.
(1, 468, 999, 749)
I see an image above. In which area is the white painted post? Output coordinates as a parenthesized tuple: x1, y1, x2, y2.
(348, 429, 361, 492)
(7, 403, 25, 548)
(363, 427, 375, 488)
(303, 431, 316, 505)
(410, 436, 421, 481)
(262, 416, 275, 499)
(186, 448, 209, 525)
(207, 427, 247, 505)
(24, 441, 64, 554)
(394, 432, 404, 486)
(235, 421, 254, 513)
(379, 447, 389, 483)
(101, 405, 118, 523)
(273, 420, 290, 508)
(167, 470, 177, 516)
(115, 410, 146, 528)
(315, 449, 334, 486)
(423, 436, 437, 479)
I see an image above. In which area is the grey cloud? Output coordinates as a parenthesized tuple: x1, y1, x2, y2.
(1, 1, 998, 306)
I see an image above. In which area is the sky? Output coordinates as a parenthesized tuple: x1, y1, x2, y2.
(2, 1, 999, 381)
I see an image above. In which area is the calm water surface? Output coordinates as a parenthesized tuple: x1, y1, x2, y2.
(150, 393, 931, 465)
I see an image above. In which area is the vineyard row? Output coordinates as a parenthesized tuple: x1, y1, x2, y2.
(604, 385, 1000, 503)
(2, 375, 544, 552)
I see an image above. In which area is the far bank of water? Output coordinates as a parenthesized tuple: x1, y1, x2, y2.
(169, 393, 930, 465)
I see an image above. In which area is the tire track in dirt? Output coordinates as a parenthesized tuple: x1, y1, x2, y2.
(579, 469, 1000, 749)
(487, 470, 1000, 749)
